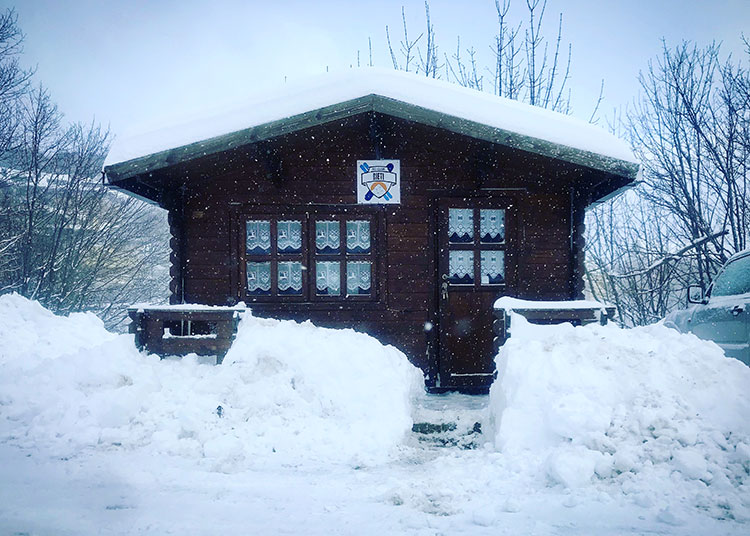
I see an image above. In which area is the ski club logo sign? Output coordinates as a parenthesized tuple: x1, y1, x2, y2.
(357, 160, 401, 205)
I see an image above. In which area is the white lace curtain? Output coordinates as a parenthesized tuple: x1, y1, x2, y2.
(316, 221, 340, 253)
(346, 221, 370, 253)
(480, 209, 505, 243)
(278, 221, 302, 253)
(247, 262, 271, 293)
(449, 251, 474, 283)
(347, 261, 371, 295)
(449, 209, 473, 242)
(316, 261, 341, 295)
(278, 261, 303, 293)
(246, 221, 271, 254)
(480, 251, 505, 284)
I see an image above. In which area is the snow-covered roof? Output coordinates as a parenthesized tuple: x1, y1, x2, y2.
(104, 68, 639, 182)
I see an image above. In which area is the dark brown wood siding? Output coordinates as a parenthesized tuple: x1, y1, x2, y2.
(167, 112, 587, 374)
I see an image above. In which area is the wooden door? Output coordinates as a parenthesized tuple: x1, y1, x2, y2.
(436, 198, 516, 391)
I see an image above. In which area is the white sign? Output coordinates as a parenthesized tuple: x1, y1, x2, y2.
(357, 160, 400, 204)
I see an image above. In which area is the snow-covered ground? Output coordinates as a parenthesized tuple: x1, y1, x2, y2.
(1, 293, 748, 535)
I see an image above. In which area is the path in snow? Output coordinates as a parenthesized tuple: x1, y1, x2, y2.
(1, 394, 746, 535)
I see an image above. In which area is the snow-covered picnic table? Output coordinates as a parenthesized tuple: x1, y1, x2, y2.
(494, 297, 616, 324)
(127, 303, 246, 363)
(492, 298, 616, 348)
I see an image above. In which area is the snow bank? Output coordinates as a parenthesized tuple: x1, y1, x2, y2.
(0, 294, 423, 470)
(489, 313, 750, 521)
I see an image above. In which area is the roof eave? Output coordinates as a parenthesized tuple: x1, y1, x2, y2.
(371, 96, 640, 181)
(104, 94, 379, 184)
(104, 94, 639, 189)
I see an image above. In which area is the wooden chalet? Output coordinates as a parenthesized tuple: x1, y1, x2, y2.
(104, 69, 639, 392)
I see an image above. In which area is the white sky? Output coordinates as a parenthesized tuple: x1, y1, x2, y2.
(4, 0, 749, 140)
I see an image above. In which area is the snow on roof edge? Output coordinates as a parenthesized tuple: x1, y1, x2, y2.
(104, 68, 638, 170)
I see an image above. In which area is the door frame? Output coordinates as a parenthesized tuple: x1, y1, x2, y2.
(428, 191, 521, 390)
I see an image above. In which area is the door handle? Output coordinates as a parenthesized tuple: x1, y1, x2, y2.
(730, 305, 744, 316)
(441, 282, 449, 302)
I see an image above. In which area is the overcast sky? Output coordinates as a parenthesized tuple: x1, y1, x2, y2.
(4, 0, 749, 140)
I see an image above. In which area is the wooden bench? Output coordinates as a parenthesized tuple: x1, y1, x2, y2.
(492, 298, 616, 352)
(128, 305, 246, 364)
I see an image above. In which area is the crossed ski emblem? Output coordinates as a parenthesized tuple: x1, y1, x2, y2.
(359, 162, 397, 201)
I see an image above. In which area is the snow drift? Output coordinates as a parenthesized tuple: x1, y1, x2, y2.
(0, 294, 423, 470)
(489, 313, 750, 521)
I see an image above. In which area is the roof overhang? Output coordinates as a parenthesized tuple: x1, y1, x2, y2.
(104, 94, 639, 193)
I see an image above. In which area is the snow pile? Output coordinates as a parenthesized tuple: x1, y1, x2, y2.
(490, 313, 750, 521)
(0, 294, 423, 470)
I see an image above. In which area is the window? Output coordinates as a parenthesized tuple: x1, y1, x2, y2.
(245, 218, 305, 297)
(711, 254, 750, 297)
(446, 207, 506, 287)
(243, 212, 376, 302)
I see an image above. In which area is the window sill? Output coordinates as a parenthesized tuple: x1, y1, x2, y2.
(243, 299, 387, 311)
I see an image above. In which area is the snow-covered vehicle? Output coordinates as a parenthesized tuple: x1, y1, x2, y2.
(665, 249, 750, 366)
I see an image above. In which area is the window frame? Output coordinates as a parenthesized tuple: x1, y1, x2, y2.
(237, 207, 380, 305)
(243, 213, 308, 301)
(442, 202, 509, 291)
(310, 213, 376, 302)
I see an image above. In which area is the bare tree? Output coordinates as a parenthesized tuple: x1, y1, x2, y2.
(0, 8, 33, 276)
(419, 0, 440, 77)
(0, 10, 170, 328)
(586, 39, 750, 324)
(0, 85, 169, 328)
(0, 8, 32, 160)
(629, 41, 750, 288)
(445, 37, 482, 90)
(491, 0, 523, 99)
(382, 0, 574, 113)
(586, 191, 719, 325)
(385, 6, 422, 72)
